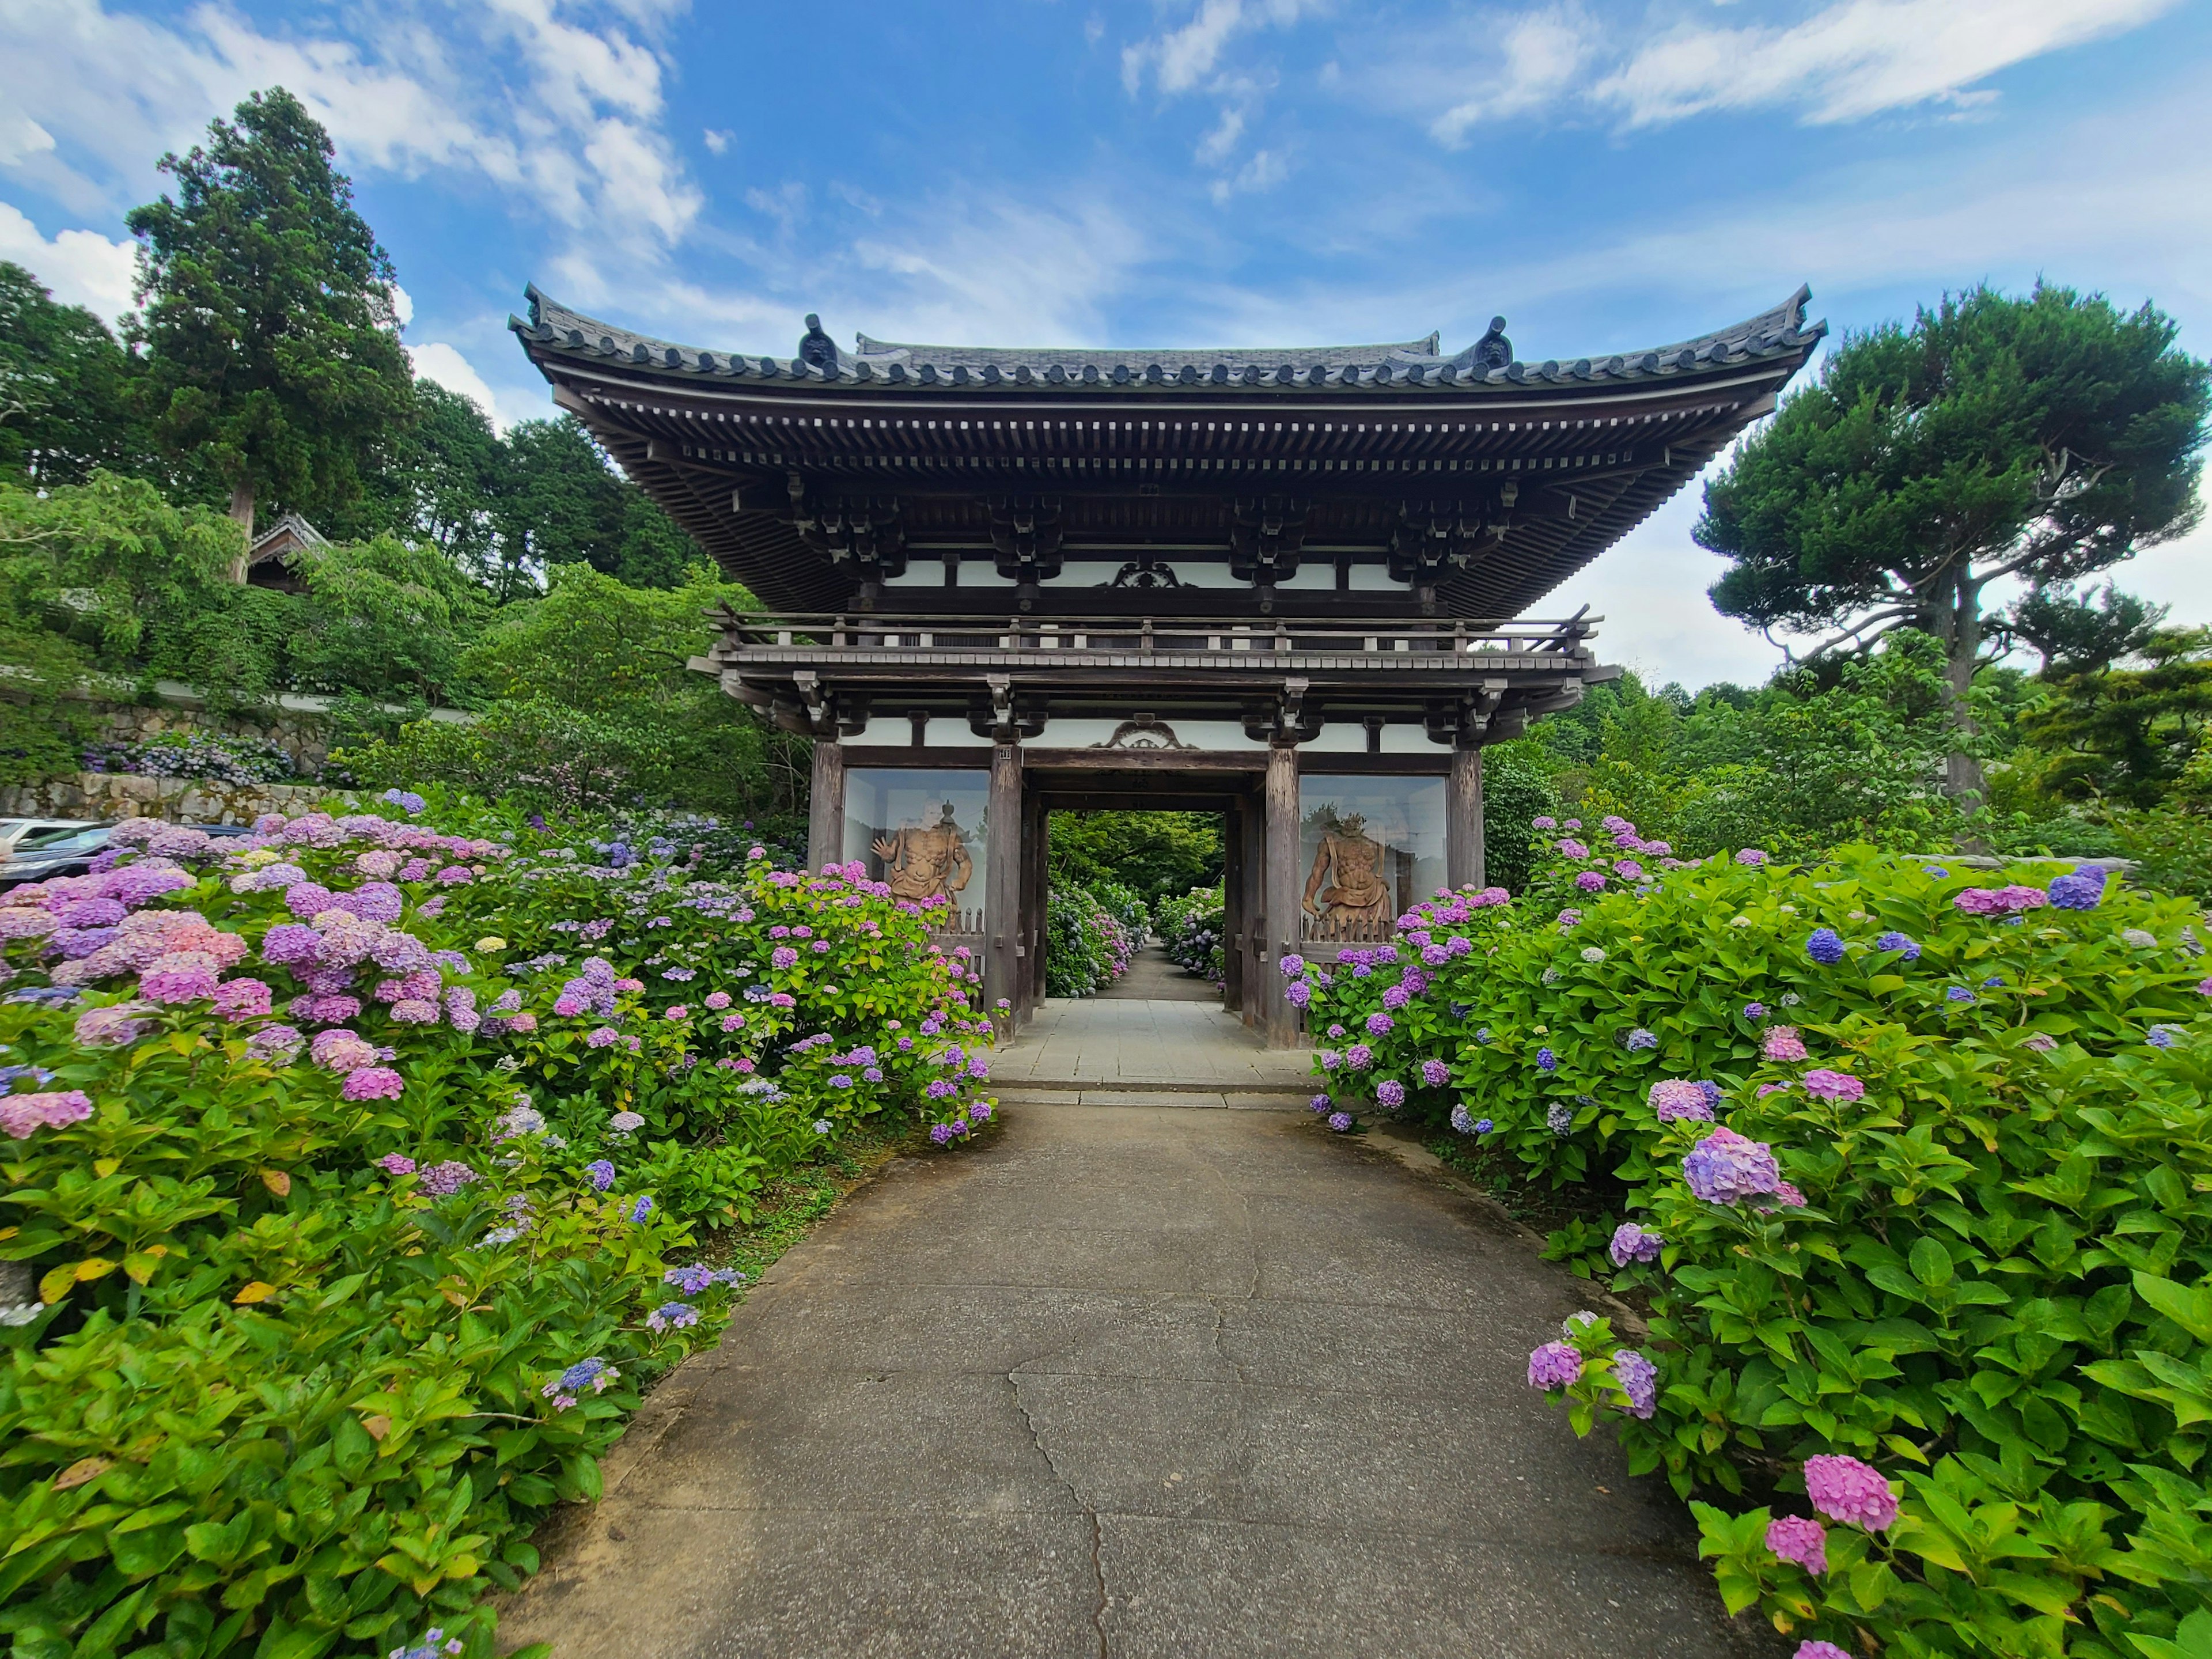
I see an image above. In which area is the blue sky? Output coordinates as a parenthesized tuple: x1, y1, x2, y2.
(3, 0, 2209, 688)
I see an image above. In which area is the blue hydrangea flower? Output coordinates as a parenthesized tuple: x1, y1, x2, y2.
(1535, 1047, 1558, 1073)
(1623, 1027, 1657, 1051)
(1742, 1001, 1766, 1020)
(2047, 866, 2108, 910)
(585, 1159, 616, 1191)
(1982, 975, 2005, 988)
(1873, 931, 1921, 961)
(2149, 1025, 2183, 1049)
(627, 1196, 654, 1224)
(1546, 1101, 1574, 1135)
(1805, 928, 1846, 965)
(1945, 986, 1976, 1003)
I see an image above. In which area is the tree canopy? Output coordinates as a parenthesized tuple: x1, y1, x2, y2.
(0, 263, 145, 487)
(126, 88, 415, 548)
(1698, 283, 2210, 801)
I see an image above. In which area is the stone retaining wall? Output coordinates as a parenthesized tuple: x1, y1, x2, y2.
(0, 771, 359, 825)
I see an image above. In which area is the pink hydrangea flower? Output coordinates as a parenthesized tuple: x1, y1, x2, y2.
(1794, 1644, 1852, 1659)
(1800, 1069, 1865, 1101)
(1683, 1126, 1782, 1204)
(340, 1065, 405, 1101)
(74, 1002, 153, 1046)
(1804, 1455, 1897, 1531)
(704, 991, 732, 1010)
(0, 1090, 94, 1139)
(138, 951, 222, 1005)
(1649, 1080, 1715, 1122)
(1762, 1026, 1809, 1062)
(666, 1005, 689, 1021)
(375, 1153, 416, 1176)
(1767, 1515, 1828, 1574)
(310, 1029, 378, 1073)
(771, 946, 799, 970)
(212, 978, 274, 1021)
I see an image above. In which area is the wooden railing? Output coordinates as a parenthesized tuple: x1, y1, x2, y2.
(1303, 913, 1398, 944)
(716, 609, 1597, 660)
(925, 906, 986, 937)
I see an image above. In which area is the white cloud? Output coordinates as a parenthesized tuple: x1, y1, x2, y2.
(0, 0, 703, 288)
(391, 283, 414, 329)
(0, 114, 55, 168)
(1430, 9, 1594, 145)
(1122, 0, 1317, 96)
(407, 340, 504, 427)
(1596, 0, 2184, 128)
(702, 127, 732, 154)
(1194, 106, 1245, 165)
(0, 200, 135, 323)
(1209, 145, 1289, 203)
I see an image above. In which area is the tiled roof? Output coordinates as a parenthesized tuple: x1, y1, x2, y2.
(512, 286, 1825, 395)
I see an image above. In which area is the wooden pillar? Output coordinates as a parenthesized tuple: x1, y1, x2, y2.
(1240, 785, 1266, 1028)
(806, 740, 845, 873)
(984, 740, 1022, 1038)
(1448, 744, 1486, 891)
(1220, 800, 1245, 1013)
(1263, 744, 1301, 1048)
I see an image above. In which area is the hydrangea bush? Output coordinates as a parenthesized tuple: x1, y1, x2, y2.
(1043, 882, 1135, 997)
(1156, 886, 1225, 983)
(0, 805, 996, 1657)
(1299, 816, 2212, 1656)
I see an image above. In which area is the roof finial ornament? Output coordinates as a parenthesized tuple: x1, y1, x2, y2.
(799, 313, 838, 372)
(1470, 316, 1512, 372)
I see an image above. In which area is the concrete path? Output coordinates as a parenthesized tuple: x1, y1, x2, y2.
(1097, 943, 1219, 1002)
(991, 969, 1311, 1097)
(499, 1101, 1753, 1658)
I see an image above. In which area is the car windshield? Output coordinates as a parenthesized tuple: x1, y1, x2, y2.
(11, 827, 109, 855)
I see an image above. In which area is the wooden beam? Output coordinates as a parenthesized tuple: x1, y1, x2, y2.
(1241, 785, 1265, 1029)
(1448, 745, 1485, 891)
(806, 741, 845, 873)
(1263, 745, 1301, 1048)
(984, 740, 1022, 1037)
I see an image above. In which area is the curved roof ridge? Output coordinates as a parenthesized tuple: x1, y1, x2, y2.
(512, 284, 1824, 391)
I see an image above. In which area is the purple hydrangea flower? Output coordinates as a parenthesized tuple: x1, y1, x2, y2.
(1873, 931, 1921, 961)
(1649, 1079, 1713, 1122)
(1421, 1059, 1450, 1088)
(1609, 1222, 1662, 1266)
(1380, 983, 1411, 1011)
(417, 1161, 478, 1198)
(586, 1159, 617, 1190)
(341, 1066, 404, 1101)
(1375, 1080, 1406, 1108)
(1805, 928, 1846, 965)
(1310, 1093, 1332, 1114)
(1345, 1043, 1373, 1070)
(1683, 1126, 1781, 1204)
(1743, 1001, 1766, 1020)
(1527, 1342, 1582, 1389)
(627, 1196, 654, 1224)
(1612, 1348, 1658, 1418)
(1365, 1012, 1394, 1037)
(1624, 1027, 1657, 1051)
(646, 1301, 699, 1332)
(1327, 1111, 1353, 1132)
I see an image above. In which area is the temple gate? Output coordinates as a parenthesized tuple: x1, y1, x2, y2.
(513, 289, 1824, 1044)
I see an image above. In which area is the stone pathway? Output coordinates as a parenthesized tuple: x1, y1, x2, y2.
(498, 1034, 1754, 1657)
(991, 954, 1311, 1101)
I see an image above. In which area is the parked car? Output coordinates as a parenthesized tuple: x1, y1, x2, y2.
(0, 818, 103, 859)
(0, 820, 256, 889)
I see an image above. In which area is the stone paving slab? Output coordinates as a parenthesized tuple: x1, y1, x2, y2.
(498, 1103, 1766, 1658)
(991, 997, 1313, 1089)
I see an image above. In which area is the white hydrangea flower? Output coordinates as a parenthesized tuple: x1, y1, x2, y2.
(1581, 946, 1606, 963)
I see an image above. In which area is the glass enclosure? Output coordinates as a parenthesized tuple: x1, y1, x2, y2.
(843, 769, 990, 930)
(1297, 775, 1445, 943)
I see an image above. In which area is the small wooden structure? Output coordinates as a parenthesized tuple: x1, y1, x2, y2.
(513, 288, 1824, 1043)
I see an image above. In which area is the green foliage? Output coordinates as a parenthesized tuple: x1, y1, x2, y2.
(1048, 810, 1224, 915)
(287, 535, 487, 706)
(494, 418, 696, 591)
(1700, 282, 2211, 792)
(126, 88, 415, 532)
(1302, 824, 2212, 1654)
(0, 262, 146, 488)
(1156, 887, 1225, 983)
(0, 807, 998, 1656)
(2009, 581, 2169, 679)
(2018, 628, 2212, 809)
(0, 623, 97, 785)
(1478, 742, 1559, 896)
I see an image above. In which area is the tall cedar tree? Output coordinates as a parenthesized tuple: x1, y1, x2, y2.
(126, 88, 413, 566)
(1697, 283, 2209, 802)
(0, 263, 145, 485)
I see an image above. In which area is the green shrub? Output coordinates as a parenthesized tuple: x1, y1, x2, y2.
(0, 813, 998, 1657)
(1300, 820, 2212, 1656)
(1045, 883, 1134, 998)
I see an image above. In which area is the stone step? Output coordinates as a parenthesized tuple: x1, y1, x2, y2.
(994, 1082, 1314, 1111)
